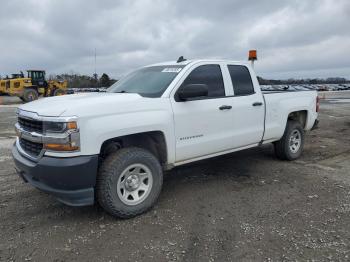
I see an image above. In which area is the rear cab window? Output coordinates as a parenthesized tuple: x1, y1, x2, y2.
(227, 65, 255, 96)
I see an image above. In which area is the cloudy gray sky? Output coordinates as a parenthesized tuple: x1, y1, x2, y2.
(1, 0, 349, 79)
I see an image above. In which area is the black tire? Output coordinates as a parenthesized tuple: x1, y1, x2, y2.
(97, 147, 163, 218)
(274, 120, 304, 160)
(23, 88, 39, 102)
(53, 89, 65, 96)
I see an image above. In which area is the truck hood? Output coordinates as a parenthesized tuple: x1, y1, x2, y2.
(19, 93, 145, 117)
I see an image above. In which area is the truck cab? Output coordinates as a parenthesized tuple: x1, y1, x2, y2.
(27, 70, 47, 88)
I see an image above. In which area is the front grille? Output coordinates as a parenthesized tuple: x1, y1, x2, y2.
(18, 117, 43, 133)
(19, 138, 43, 157)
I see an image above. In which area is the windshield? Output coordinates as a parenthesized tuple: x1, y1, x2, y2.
(107, 66, 185, 97)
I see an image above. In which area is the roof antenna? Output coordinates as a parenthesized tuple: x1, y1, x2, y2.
(177, 56, 187, 63)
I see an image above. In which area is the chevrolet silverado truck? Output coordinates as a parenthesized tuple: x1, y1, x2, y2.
(12, 59, 319, 218)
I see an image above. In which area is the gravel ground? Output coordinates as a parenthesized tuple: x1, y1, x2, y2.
(0, 96, 349, 261)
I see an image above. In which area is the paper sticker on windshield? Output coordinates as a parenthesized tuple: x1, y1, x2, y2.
(162, 68, 182, 73)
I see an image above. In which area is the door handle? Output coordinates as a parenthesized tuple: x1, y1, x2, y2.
(219, 105, 232, 110)
(252, 102, 263, 106)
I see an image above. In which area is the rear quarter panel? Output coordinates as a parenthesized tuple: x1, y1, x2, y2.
(263, 91, 318, 141)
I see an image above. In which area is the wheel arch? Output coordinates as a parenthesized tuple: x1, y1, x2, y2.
(99, 131, 168, 168)
(24, 86, 39, 92)
(287, 110, 308, 129)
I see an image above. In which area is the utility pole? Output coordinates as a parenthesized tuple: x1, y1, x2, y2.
(93, 48, 98, 87)
(94, 48, 97, 79)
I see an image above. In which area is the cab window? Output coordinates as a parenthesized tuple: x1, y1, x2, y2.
(181, 64, 225, 98)
(227, 65, 255, 96)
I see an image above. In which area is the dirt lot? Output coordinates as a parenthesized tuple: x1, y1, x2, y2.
(0, 96, 349, 261)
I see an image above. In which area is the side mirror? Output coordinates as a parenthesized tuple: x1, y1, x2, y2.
(177, 84, 208, 101)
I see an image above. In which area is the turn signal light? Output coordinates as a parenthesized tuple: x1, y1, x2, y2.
(44, 143, 79, 151)
(67, 121, 78, 130)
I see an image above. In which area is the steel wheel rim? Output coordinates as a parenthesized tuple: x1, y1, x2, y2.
(117, 163, 153, 206)
(289, 129, 301, 153)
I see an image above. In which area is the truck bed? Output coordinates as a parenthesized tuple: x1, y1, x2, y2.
(262, 90, 318, 142)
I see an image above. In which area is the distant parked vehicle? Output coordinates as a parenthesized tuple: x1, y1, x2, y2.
(316, 85, 328, 91)
(293, 85, 312, 91)
(337, 84, 349, 91)
(260, 84, 349, 92)
(301, 85, 316, 90)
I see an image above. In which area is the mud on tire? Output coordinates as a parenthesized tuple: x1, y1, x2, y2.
(274, 120, 304, 161)
(22, 88, 39, 102)
(53, 89, 66, 96)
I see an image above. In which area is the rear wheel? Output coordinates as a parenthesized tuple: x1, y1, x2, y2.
(274, 120, 304, 160)
(22, 88, 39, 102)
(97, 147, 163, 218)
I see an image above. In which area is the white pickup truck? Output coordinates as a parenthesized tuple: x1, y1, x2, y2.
(12, 59, 319, 218)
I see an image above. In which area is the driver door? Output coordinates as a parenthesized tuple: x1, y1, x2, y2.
(170, 63, 234, 162)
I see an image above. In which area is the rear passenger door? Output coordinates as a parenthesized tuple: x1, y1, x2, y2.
(170, 63, 234, 162)
(225, 64, 265, 148)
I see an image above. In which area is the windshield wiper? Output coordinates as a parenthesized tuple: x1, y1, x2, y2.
(115, 90, 128, 93)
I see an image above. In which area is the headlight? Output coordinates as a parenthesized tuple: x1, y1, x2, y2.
(43, 121, 77, 133)
(43, 121, 80, 152)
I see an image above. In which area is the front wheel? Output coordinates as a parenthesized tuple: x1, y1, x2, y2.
(22, 88, 39, 102)
(53, 89, 66, 96)
(97, 147, 163, 218)
(274, 120, 304, 160)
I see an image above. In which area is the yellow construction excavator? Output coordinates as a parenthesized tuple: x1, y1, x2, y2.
(1, 70, 67, 102)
